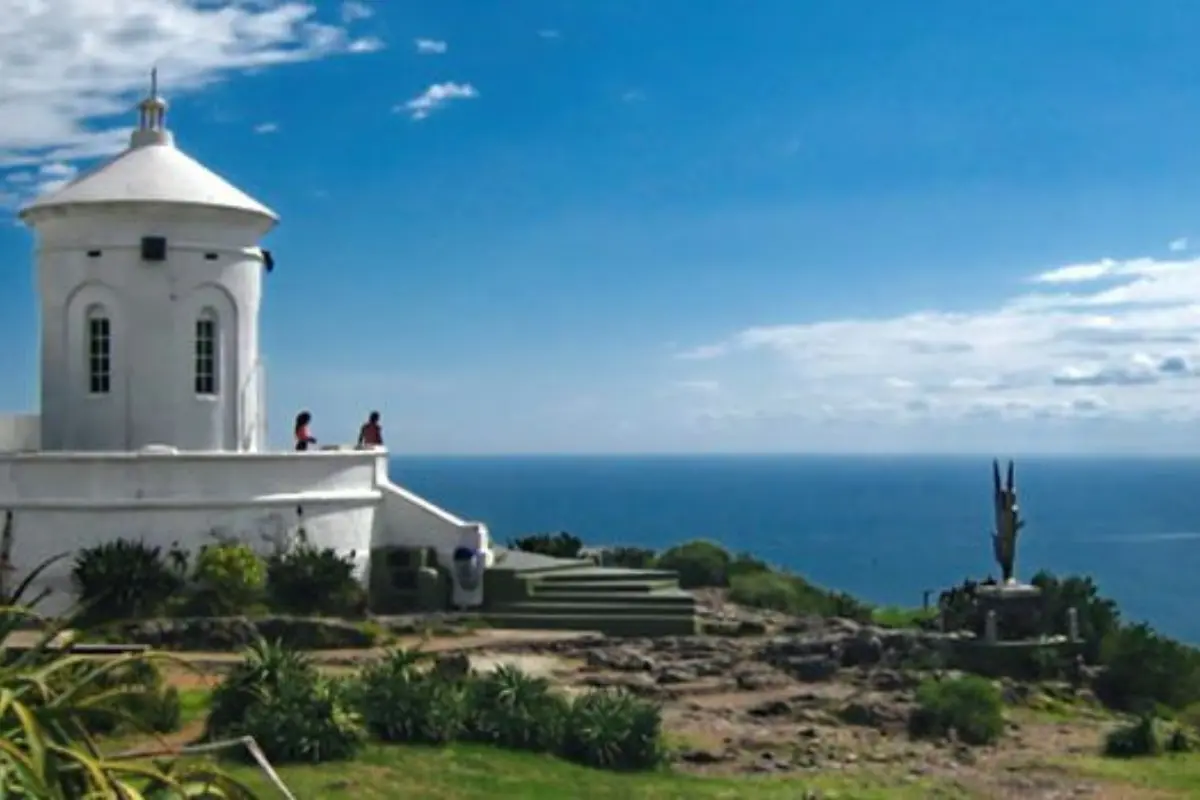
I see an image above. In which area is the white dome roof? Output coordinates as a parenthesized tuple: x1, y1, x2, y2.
(20, 141, 277, 222)
(20, 75, 276, 224)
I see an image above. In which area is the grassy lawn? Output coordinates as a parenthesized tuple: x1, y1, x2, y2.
(217, 744, 958, 800)
(1052, 753, 1200, 797)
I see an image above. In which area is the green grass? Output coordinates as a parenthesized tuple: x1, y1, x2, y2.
(178, 687, 212, 725)
(871, 606, 937, 629)
(1052, 752, 1200, 796)
(216, 744, 958, 799)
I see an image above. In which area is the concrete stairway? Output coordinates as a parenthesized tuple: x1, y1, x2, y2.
(482, 556, 699, 637)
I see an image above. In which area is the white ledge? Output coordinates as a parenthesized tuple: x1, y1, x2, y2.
(0, 448, 387, 463)
(0, 489, 382, 511)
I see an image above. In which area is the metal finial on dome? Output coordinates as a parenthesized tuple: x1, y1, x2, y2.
(130, 65, 173, 148)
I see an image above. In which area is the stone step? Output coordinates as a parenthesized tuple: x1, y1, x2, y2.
(496, 599, 697, 617)
(526, 590, 696, 608)
(534, 568, 681, 583)
(482, 611, 698, 638)
(526, 580, 680, 595)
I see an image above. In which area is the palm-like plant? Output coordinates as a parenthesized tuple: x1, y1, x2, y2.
(0, 601, 258, 798)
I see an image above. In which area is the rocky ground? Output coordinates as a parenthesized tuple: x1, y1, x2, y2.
(124, 592, 1180, 799)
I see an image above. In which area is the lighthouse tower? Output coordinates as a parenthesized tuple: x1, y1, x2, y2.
(19, 72, 278, 453)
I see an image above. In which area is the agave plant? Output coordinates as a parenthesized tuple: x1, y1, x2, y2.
(0, 602, 259, 798)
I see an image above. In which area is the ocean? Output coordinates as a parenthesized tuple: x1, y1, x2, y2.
(389, 455, 1200, 643)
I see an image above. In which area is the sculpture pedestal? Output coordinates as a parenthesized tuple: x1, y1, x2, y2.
(975, 582, 1043, 642)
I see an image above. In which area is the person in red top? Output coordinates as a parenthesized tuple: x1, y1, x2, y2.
(357, 411, 384, 448)
(294, 411, 317, 451)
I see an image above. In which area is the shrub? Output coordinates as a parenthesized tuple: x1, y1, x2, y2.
(559, 688, 665, 771)
(1031, 571, 1121, 664)
(64, 657, 182, 736)
(509, 532, 584, 560)
(72, 539, 185, 623)
(1095, 623, 1200, 712)
(728, 571, 797, 612)
(908, 675, 1005, 746)
(1104, 714, 1161, 758)
(240, 674, 365, 764)
(355, 648, 467, 744)
(654, 540, 732, 588)
(463, 664, 569, 752)
(266, 544, 365, 616)
(601, 547, 657, 569)
(189, 541, 267, 615)
(728, 571, 873, 621)
(206, 637, 317, 739)
(0, 603, 251, 797)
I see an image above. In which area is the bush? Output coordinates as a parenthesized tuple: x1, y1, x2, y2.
(72, 539, 185, 623)
(601, 547, 657, 569)
(240, 675, 365, 764)
(464, 664, 569, 752)
(728, 570, 873, 621)
(509, 532, 583, 560)
(1031, 571, 1120, 664)
(355, 648, 468, 744)
(66, 657, 182, 736)
(1095, 623, 1200, 712)
(189, 542, 267, 615)
(206, 637, 317, 739)
(559, 688, 665, 771)
(908, 675, 1005, 746)
(266, 544, 365, 616)
(654, 540, 732, 588)
(1104, 714, 1161, 758)
(0, 602, 250, 797)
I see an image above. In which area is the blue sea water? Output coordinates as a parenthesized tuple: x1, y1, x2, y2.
(389, 455, 1200, 643)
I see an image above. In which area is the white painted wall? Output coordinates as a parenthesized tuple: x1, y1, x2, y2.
(0, 450, 493, 615)
(0, 415, 40, 452)
(374, 479, 495, 570)
(25, 204, 271, 452)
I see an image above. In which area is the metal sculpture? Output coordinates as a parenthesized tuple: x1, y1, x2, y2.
(991, 459, 1024, 583)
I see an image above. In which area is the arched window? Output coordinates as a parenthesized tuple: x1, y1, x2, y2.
(85, 306, 111, 395)
(194, 310, 219, 396)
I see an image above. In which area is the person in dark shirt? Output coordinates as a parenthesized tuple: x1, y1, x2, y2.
(357, 411, 384, 448)
(294, 411, 317, 451)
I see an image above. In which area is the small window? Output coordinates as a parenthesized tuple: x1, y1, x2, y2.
(204, 252, 218, 261)
(86, 250, 102, 258)
(194, 313, 218, 396)
(87, 310, 111, 395)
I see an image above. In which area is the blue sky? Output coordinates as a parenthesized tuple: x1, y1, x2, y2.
(2, 0, 1200, 454)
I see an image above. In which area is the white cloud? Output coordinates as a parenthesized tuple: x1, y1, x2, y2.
(398, 82, 478, 121)
(254, 122, 279, 134)
(0, 0, 381, 201)
(621, 89, 646, 103)
(341, 1, 373, 23)
(1170, 237, 1189, 252)
(537, 29, 561, 40)
(675, 254, 1200, 429)
(415, 38, 448, 55)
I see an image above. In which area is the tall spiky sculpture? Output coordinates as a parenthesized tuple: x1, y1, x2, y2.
(991, 459, 1024, 584)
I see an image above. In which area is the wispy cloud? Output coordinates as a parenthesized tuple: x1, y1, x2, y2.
(621, 89, 647, 103)
(398, 82, 478, 121)
(254, 122, 280, 134)
(0, 0, 381, 197)
(675, 254, 1200, 427)
(1169, 237, 1189, 253)
(341, 1, 374, 23)
(415, 38, 448, 55)
(537, 29, 561, 40)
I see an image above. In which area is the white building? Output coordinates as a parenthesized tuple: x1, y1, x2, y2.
(0, 77, 493, 614)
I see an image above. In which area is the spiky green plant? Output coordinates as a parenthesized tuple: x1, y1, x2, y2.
(0, 600, 258, 798)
